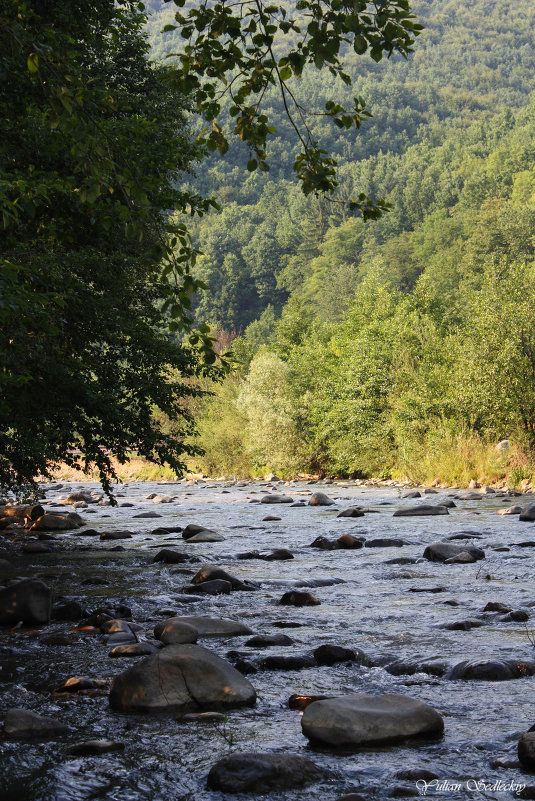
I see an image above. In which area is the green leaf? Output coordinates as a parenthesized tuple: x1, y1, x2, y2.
(27, 53, 39, 73)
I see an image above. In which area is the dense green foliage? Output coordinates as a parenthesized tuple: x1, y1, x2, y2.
(146, 0, 535, 332)
(0, 0, 218, 495)
(144, 0, 535, 481)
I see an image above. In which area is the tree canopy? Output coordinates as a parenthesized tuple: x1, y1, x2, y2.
(0, 0, 219, 496)
(1, 0, 424, 495)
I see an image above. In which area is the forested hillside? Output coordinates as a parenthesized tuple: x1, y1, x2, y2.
(145, 0, 535, 483)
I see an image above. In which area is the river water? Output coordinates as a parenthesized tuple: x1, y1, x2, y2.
(1, 479, 535, 800)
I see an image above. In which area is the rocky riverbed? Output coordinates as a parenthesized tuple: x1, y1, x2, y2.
(1, 478, 535, 800)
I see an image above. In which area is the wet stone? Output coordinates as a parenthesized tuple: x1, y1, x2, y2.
(423, 542, 485, 562)
(109, 642, 160, 657)
(0, 578, 52, 625)
(260, 654, 317, 671)
(67, 739, 125, 755)
(309, 492, 335, 506)
(313, 644, 359, 666)
(448, 659, 535, 680)
(3, 708, 71, 739)
(288, 693, 332, 710)
(337, 506, 364, 518)
(207, 752, 325, 793)
(181, 579, 232, 595)
(519, 732, 535, 770)
(153, 549, 190, 564)
(301, 693, 444, 747)
(245, 634, 294, 647)
(394, 505, 449, 517)
(279, 590, 321, 607)
(109, 644, 257, 713)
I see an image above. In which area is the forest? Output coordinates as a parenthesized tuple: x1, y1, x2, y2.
(143, 0, 535, 486)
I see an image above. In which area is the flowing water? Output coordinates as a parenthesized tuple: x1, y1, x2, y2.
(1, 480, 535, 800)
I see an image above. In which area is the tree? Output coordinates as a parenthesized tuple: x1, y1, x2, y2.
(165, 0, 422, 213)
(1, 0, 422, 495)
(0, 0, 219, 496)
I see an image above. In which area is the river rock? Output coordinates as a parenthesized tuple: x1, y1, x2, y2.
(109, 644, 256, 713)
(445, 551, 480, 564)
(67, 739, 124, 755)
(423, 542, 485, 562)
(263, 549, 294, 560)
(155, 619, 199, 644)
(336, 534, 365, 549)
(181, 579, 232, 595)
(30, 512, 81, 531)
(401, 490, 421, 499)
(207, 752, 324, 793)
(3, 708, 71, 739)
(0, 504, 44, 522)
(22, 541, 55, 553)
(260, 654, 317, 671)
(519, 732, 535, 770)
(154, 616, 252, 639)
(394, 505, 449, 517)
(313, 644, 358, 665)
(301, 693, 444, 747)
(448, 659, 535, 680)
(309, 536, 338, 550)
(337, 507, 364, 518)
(279, 591, 320, 607)
(520, 505, 535, 521)
(188, 531, 225, 542)
(484, 601, 511, 613)
(498, 506, 523, 515)
(100, 530, 132, 540)
(182, 524, 213, 539)
(54, 676, 105, 693)
(53, 600, 85, 620)
(288, 693, 332, 710)
(192, 565, 257, 591)
(154, 549, 190, 564)
(260, 494, 293, 504)
(309, 492, 335, 506)
(245, 634, 294, 647)
(386, 657, 448, 677)
(133, 512, 162, 518)
(0, 578, 52, 625)
(109, 642, 160, 657)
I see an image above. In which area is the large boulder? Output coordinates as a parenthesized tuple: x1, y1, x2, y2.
(207, 752, 324, 793)
(153, 615, 252, 639)
(301, 693, 444, 747)
(109, 644, 256, 713)
(423, 543, 485, 563)
(393, 505, 449, 517)
(0, 578, 52, 625)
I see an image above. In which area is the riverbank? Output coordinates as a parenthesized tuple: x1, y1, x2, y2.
(49, 440, 535, 493)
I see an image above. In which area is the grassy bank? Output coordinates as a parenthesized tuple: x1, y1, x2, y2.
(48, 434, 535, 491)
